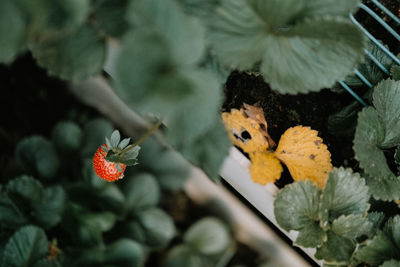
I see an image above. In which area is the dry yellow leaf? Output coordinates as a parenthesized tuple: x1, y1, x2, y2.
(242, 103, 276, 148)
(222, 109, 270, 153)
(275, 126, 332, 188)
(249, 152, 283, 185)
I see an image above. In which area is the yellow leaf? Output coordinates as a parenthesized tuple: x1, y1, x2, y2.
(249, 152, 283, 185)
(275, 126, 332, 188)
(222, 109, 270, 153)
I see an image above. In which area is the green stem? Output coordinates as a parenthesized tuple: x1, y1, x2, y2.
(118, 118, 163, 157)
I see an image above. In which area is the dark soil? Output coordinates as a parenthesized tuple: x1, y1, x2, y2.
(355, 0, 400, 54)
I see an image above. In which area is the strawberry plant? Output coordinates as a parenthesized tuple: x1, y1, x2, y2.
(1, 0, 400, 266)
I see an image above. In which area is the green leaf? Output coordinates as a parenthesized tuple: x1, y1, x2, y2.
(209, 0, 365, 94)
(15, 136, 60, 179)
(118, 138, 130, 149)
(184, 217, 230, 255)
(319, 167, 370, 224)
(274, 181, 321, 231)
(92, 0, 130, 38)
(383, 215, 400, 248)
(31, 259, 62, 267)
(32, 24, 106, 81)
(0, 188, 27, 226)
(0, 0, 27, 63)
(331, 214, 372, 239)
(152, 149, 191, 191)
(372, 79, 400, 148)
(165, 70, 223, 149)
(127, 0, 206, 66)
(123, 173, 160, 212)
(52, 121, 82, 152)
(76, 211, 116, 245)
(110, 130, 120, 148)
(302, 0, 360, 16)
(353, 107, 400, 199)
(7, 175, 44, 209)
(165, 245, 203, 267)
(18, 0, 89, 37)
(136, 208, 176, 248)
(381, 260, 400, 267)
(368, 212, 386, 233)
(1, 225, 48, 267)
(294, 221, 327, 248)
(315, 231, 355, 264)
(124, 221, 146, 244)
(81, 118, 113, 157)
(104, 239, 144, 267)
(392, 65, 400, 81)
(353, 231, 398, 266)
(34, 186, 65, 229)
(179, 118, 230, 181)
(124, 146, 140, 161)
(364, 174, 400, 202)
(96, 184, 126, 214)
(82, 158, 108, 189)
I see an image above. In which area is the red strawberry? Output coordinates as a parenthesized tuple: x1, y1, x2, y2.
(93, 144, 126, 181)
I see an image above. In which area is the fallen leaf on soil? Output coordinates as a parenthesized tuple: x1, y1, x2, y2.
(222, 106, 332, 188)
(275, 126, 332, 188)
(222, 108, 270, 153)
(242, 103, 276, 148)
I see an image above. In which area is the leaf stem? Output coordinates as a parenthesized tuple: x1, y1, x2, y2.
(118, 118, 163, 157)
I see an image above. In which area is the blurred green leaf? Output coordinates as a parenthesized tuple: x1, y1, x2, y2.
(372, 79, 400, 148)
(274, 181, 321, 231)
(124, 221, 146, 244)
(152, 150, 190, 191)
(179, 118, 230, 181)
(165, 245, 203, 267)
(1, 225, 48, 267)
(34, 186, 65, 229)
(381, 260, 400, 267)
(32, 24, 106, 81)
(0, 186, 27, 227)
(123, 173, 160, 212)
(18, 0, 89, 38)
(184, 217, 230, 255)
(315, 231, 355, 264)
(319, 168, 370, 224)
(0, 0, 27, 63)
(52, 121, 82, 152)
(97, 184, 126, 214)
(31, 259, 62, 267)
(136, 208, 175, 248)
(104, 239, 144, 267)
(209, 0, 365, 94)
(368, 212, 386, 236)
(15, 135, 60, 180)
(82, 158, 108, 189)
(127, 0, 206, 66)
(7, 175, 44, 209)
(92, 0, 130, 37)
(81, 118, 113, 157)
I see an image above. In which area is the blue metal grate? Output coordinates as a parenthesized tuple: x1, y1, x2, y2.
(340, 0, 400, 107)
